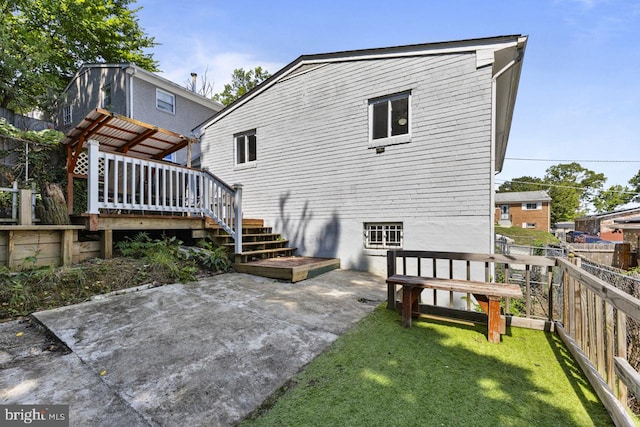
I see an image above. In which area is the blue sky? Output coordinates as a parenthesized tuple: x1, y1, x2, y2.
(134, 0, 640, 191)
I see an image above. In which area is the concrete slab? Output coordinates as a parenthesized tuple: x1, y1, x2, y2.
(19, 269, 386, 426)
(0, 319, 148, 426)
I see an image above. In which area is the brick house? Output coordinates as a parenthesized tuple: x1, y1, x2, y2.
(495, 190, 551, 232)
(575, 207, 640, 242)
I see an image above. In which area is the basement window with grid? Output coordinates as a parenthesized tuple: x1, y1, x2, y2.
(364, 223, 403, 249)
(369, 91, 411, 147)
(235, 130, 257, 165)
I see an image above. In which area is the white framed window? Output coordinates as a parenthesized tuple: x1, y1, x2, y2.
(235, 130, 257, 165)
(102, 84, 112, 109)
(62, 105, 72, 125)
(522, 223, 537, 229)
(522, 202, 541, 210)
(156, 88, 175, 114)
(369, 91, 411, 146)
(364, 222, 403, 249)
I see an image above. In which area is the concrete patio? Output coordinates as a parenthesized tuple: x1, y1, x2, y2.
(0, 270, 386, 426)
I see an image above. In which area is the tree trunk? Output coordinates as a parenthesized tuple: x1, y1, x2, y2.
(36, 182, 70, 225)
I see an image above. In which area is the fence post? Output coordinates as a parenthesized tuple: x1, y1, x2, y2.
(11, 181, 17, 222)
(87, 139, 99, 214)
(233, 183, 243, 254)
(18, 188, 32, 225)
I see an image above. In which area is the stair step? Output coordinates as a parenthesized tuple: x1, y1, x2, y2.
(239, 247, 296, 257)
(224, 240, 289, 248)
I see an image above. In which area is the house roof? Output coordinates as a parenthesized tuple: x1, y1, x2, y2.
(195, 35, 528, 171)
(610, 216, 640, 230)
(61, 108, 196, 160)
(575, 206, 640, 221)
(495, 190, 551, 204)
(64, 63, 224, 111)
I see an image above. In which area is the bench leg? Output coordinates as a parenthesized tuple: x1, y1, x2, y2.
(387, 282, 397, 310)
(401, 286, 423, 328)
(487, 297, 501, 343)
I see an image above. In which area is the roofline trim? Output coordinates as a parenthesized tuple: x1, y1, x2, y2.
(196, 35, 525, 132)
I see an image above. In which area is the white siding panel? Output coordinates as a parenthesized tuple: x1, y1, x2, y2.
(200, 52, 495, 274)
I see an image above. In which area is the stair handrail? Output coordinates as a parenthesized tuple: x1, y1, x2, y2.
(199, 168, 242, 254)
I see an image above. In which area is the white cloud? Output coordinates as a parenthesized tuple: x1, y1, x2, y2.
(151, 35, 286, 93)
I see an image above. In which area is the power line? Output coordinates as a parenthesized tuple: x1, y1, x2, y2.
(495, 179, 640, 196)
(505, 157, 640, 163)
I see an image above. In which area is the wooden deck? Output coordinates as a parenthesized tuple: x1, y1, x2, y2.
(234, 256, 341, 283)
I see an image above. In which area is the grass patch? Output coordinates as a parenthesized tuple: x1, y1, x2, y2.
(496, 226, 560, 247)
(241, 307, 613, 426)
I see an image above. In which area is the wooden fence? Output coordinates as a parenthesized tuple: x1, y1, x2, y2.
(386, 250, 640, 427)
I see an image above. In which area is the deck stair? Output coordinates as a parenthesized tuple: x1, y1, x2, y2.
(196, 218, 340, 282)
(202, 219, 297, 263)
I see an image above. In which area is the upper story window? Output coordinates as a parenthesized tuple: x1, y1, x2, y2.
(101, 84, 112, 109)
(156, 88, 175, 114)
(235, 130, 257, 165)
(523, 202, 541, 210)
(62, 105, 72, 125)
(369, 91, 411, 146)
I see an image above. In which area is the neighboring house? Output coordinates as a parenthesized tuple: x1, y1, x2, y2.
(494, 190, 552, 232)
(197, 35, 528, 275)
(574, 207, 640, 242)
(610, 217, 640, 253)
(58, 63, 223, 166)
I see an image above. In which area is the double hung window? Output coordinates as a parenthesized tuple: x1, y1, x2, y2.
(156, 89, 175, 114)
(235, 130, 257, 165)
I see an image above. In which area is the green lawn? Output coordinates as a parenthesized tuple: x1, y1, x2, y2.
(241, 306, 613, 427)
(496, 225, 560, 247)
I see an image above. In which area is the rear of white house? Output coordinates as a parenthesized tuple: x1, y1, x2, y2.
(197, 35, 528, 275)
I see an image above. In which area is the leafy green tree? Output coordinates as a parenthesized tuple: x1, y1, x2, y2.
(629, 170, 640, 203)
(592, 185, 634, 213)
(544, 163, 605, 223)
(497, 176, 545, 193)
(0, 0, 157, 116)
(213, 67, 271, 106)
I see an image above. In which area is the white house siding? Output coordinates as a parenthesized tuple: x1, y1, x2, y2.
(200, 52, 494, 276)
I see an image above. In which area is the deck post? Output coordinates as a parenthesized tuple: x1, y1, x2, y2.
(233, 183, 243, 254)
(87, 139, 100, 214)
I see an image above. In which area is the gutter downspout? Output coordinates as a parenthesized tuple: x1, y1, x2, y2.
(125, 65, 135, 119)
(490, 51, 523, 255)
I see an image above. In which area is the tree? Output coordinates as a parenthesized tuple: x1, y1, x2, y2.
(629, 170, 640, 203)
(1, 0, 157, 117)
(544, 163, 605, 223)
(592, 185, 634, 213)
(497, 176, 545, 193)
(184, 68, 215, 99)
(213, 67, 271, 106)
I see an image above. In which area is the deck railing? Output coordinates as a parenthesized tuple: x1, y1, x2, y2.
(387, 250, 640, 427)
(86, 139, 243, 253)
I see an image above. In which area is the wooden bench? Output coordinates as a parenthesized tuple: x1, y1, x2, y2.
(386, 274, 523, 343)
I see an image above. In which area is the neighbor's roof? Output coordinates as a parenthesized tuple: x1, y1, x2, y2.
(195, 35, 528, 172)
(61, 108, 196, 160)
(495, 190, 551, 204)
(575, 206, 640, 221)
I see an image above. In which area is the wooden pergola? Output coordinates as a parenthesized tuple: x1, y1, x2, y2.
(62, 108, 197, 213)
